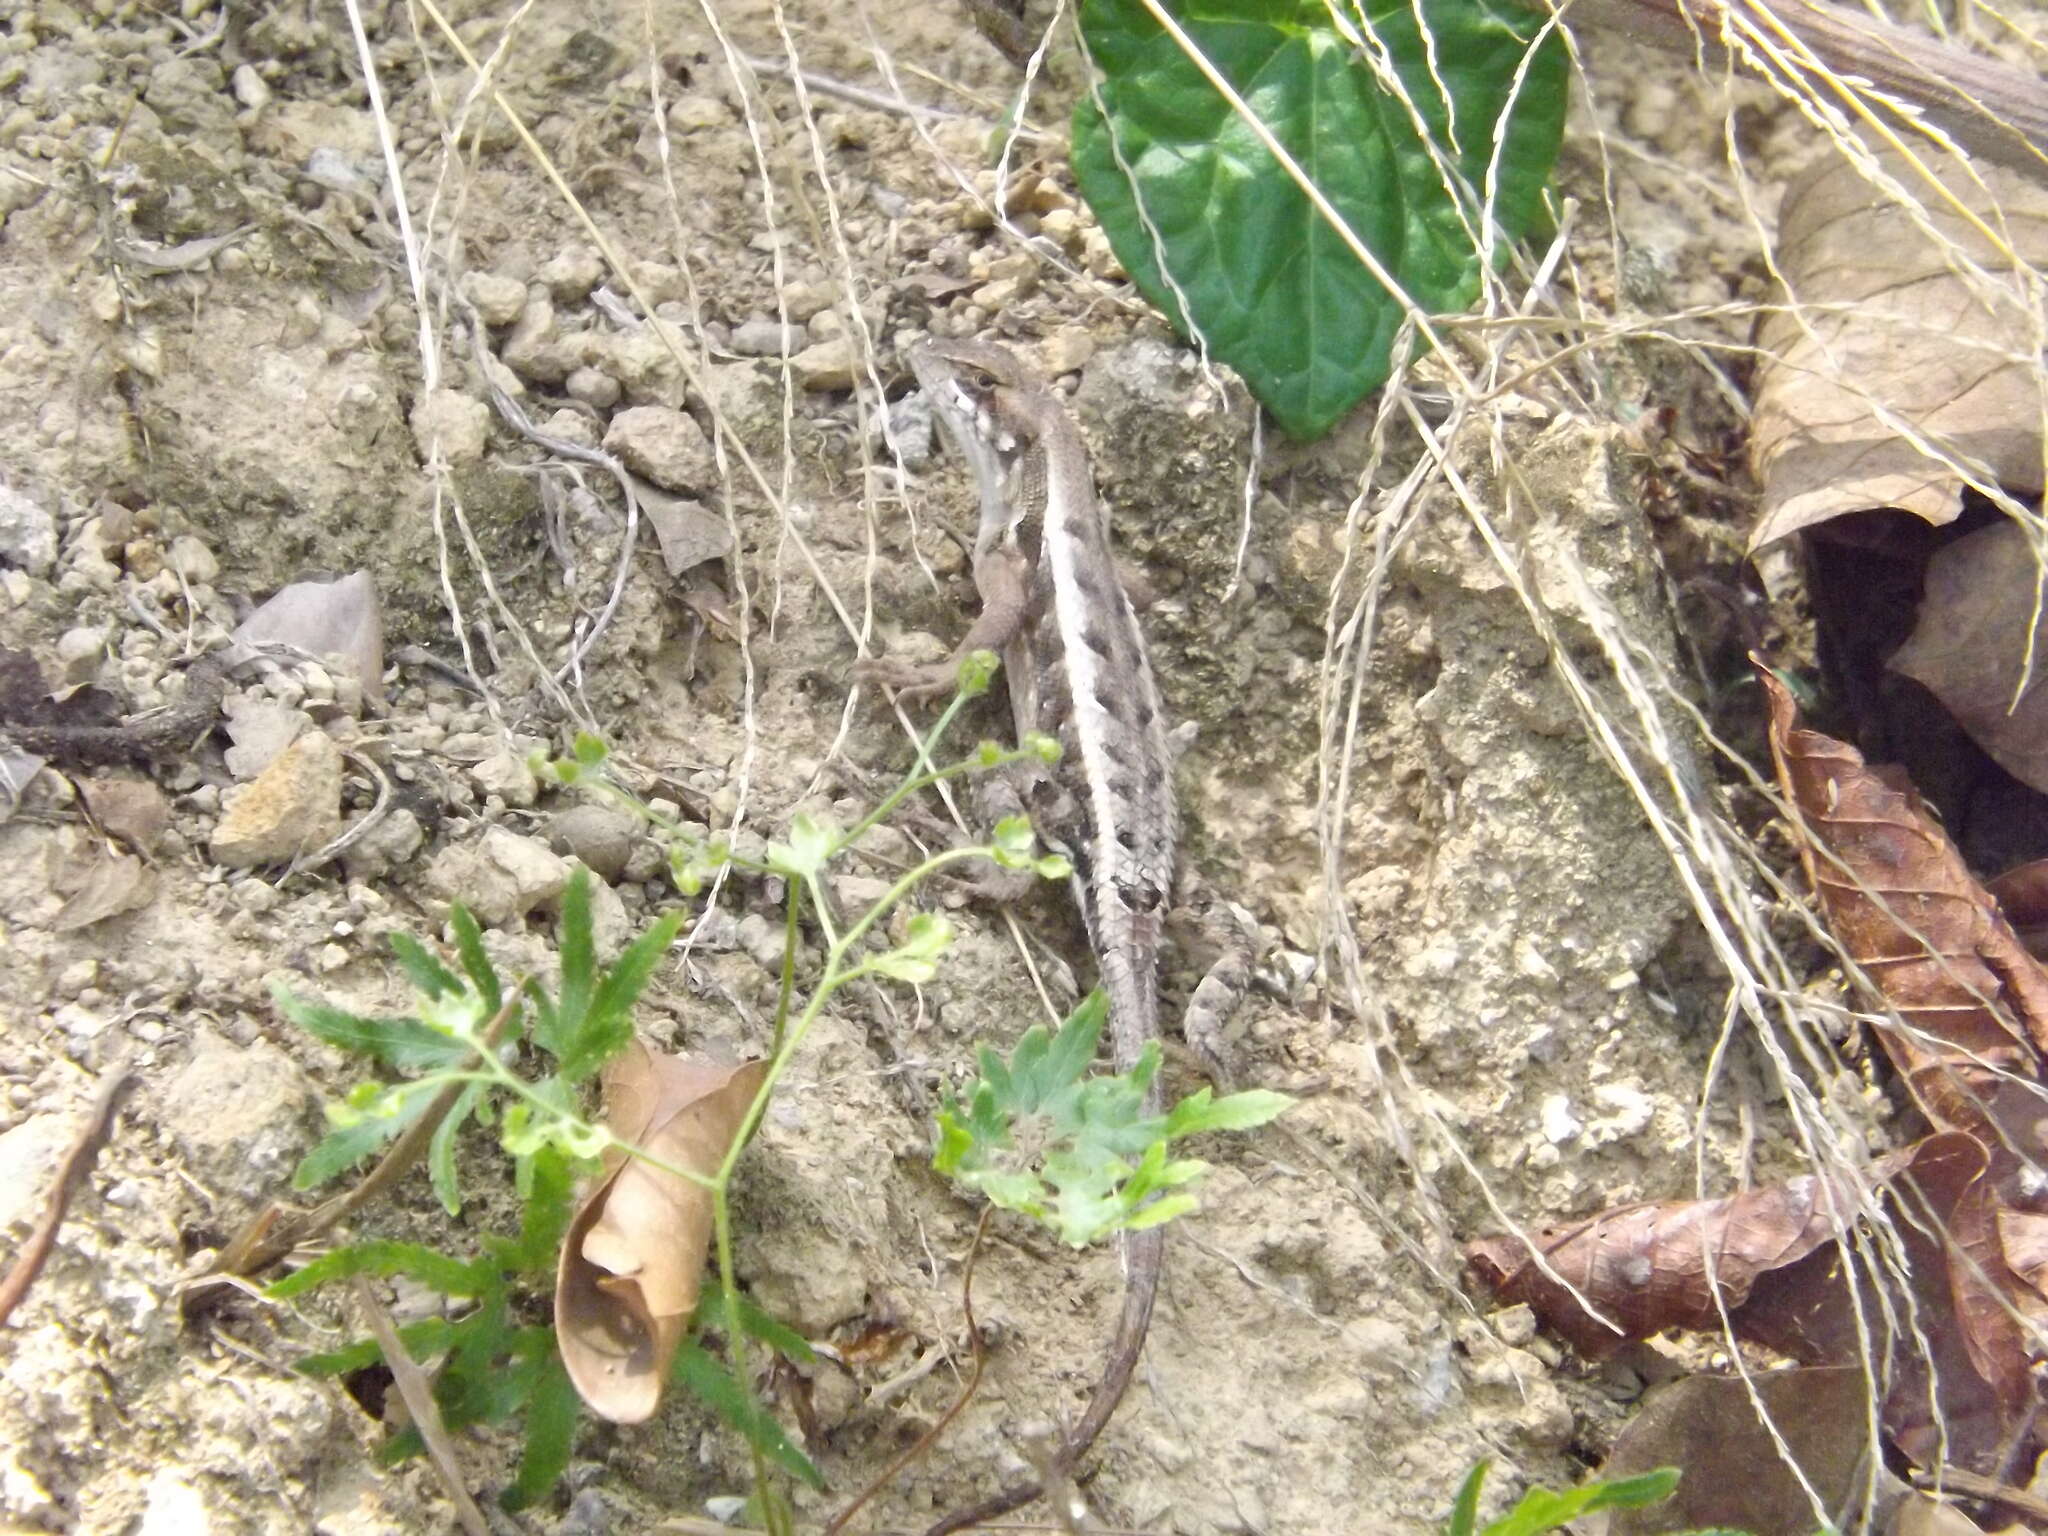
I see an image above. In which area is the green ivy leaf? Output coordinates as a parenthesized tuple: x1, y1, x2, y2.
(293, 1087, 439, 1190)
(427, 1082, 486, 1215)
(538, 868, 597, 1062)
(956, 649, 1000, 698)
(1164, 1085, 1293, 1136)
(295, 1316, 458, 1379)
(991, 815, 1038, 870)
(1073, 0, 1567, 437)
(388, 931, 462, 999)
(449, 906, 503, 1015)
(1473, 1464, 1686, 1536)
(573, 910, 685, 1082)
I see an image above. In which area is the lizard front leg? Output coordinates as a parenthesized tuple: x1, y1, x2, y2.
(854, 545, 1034, 703)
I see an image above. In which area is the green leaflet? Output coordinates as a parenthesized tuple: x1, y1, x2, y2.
(1074, 0, 1567, 437)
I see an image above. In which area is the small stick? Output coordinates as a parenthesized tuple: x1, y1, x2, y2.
(350, 1276, 491, 1536)
(0, 1065, 137, 1327)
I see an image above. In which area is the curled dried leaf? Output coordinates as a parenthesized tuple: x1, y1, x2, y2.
(1748, 154, 2048, 547)
(556, 1042, 768, 1424)
(1465, 1170, 1864, 1358)
(1758, 663, 2048, 1158)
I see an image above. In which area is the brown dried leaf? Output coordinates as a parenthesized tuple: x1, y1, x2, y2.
(1891, 519, 2048, 793)
(1464, 1170, 1861, 1358)
(1759, 663, 2048, 1154)
(79, 775, 171, 852)
(51, 847, 155, 931)
(1469, 1135, 2029, 1472)
(556, 1042, 768, 1424)
(1748, 155, 2048, 548)
(1599, 1368, 1878, 1536)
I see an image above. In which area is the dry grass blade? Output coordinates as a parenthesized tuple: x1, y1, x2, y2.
(556, 1042, 768, 1424)
(348, 1275, 490, 1536)
(1555, 0, 2048, 177)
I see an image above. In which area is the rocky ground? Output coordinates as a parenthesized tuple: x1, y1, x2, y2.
(0, 0, 1995, 1531)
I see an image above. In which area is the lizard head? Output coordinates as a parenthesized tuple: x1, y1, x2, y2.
(907, 339, 1054, 557)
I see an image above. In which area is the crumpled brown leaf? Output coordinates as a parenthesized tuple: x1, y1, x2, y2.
(556, 1041, 768, 1424)
(1748, 154, 2048, 548)
(1759, 664, 2048, 1159)
(1890, 518, 2048, 794)
(1598, 1367, 1881, 1536)
(1466, 1168, 1869, 1359)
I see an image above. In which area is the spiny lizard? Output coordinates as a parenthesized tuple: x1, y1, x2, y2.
(861, 338, 1244, 1532)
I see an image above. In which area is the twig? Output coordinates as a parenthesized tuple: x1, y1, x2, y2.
(350, 1276, 491, 1536)
(0, 1065, 137, 1327)
(1912, 1466, 2048, 1522)
(283, 746, 393, 882)
(1552, 0, 2048, 177)
(741, 54, 965, 122)
(823, 1207, 994, 1536)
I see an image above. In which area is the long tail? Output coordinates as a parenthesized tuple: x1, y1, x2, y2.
(921, 1223, 1163, 1536)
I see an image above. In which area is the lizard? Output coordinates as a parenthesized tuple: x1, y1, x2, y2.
(858, 337, 1240, 1533)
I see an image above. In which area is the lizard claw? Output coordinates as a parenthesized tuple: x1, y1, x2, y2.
(852, 655, 958, 704)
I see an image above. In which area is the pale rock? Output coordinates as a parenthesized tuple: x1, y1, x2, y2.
(779, 280, 834, 321)
(791, 337, 857, 392)
(164, 534, 219, 583)
(425, 825, 570, 926)
(158, 1029, 317, 1202)
(408, 388, 491, 465)
(565, 366, 620, 410)
(53, 625, 105, 685)
(503, 288, 570, 382)
(601, 323, 689, 407)
(210, 730, 345, 867)
(537, 245, 604, 302)
(603, 405, 715, 492)
(730, 317, 804, 357)
(0, 1115, 71, 1233)
(231, 63, 271, 111)
(1043, 328, 1095, 375)
(470, 748, 538, 808)
(340, 805, 423, 882)
(735, 911, 787, 973)
(545, 804, 638, 882)
(639, 485, 732, 576)
(463, 270, 529, 327)
(669, 94, 732, 130)
(0, 484, 58, 576)
(540, 408, 599, 450)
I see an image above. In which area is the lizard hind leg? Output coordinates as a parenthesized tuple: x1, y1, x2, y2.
(1170, 890, 1258, 1088)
